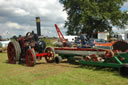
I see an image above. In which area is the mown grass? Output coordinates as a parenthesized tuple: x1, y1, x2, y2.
(0, 53, 128, 85)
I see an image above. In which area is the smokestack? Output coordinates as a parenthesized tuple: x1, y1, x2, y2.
(36, 17, 41, 36)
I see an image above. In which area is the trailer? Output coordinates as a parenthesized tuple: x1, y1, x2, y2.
(54, 47, 128, 77)
(54, 24, 128, 77)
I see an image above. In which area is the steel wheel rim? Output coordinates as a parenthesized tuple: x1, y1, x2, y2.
(7, 42, 16, 64)
(45, 47, 54, 63)
(25, 49, 35, 66)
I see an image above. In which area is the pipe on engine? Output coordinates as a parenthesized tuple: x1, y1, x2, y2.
(36, 17, 41, 36)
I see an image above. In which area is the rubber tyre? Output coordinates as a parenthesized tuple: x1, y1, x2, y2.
(7, 40, 21, 64)
(25, 49, 36, 66)
(13, 40, 21, 61)
(120, 64, 128, 77)
(55, 56, 62, 64)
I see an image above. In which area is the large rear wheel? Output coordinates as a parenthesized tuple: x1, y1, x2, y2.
(7, 40, 21, 64)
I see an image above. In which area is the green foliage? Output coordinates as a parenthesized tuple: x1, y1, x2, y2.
(59, 0, 128, 37)
(42, 38, 51, 46)
(42, 38, 55, 47)
(0, 42, 2, 48)
(0, 35, 2, 40)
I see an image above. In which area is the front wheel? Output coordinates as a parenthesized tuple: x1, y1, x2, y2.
(44, 47, 55, 63)
(25, 49, 36, 66)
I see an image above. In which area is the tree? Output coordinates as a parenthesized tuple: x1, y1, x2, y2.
(0, 35, 2, 41)
(59, 0, 128, 37)
(10, 35, 17, 40)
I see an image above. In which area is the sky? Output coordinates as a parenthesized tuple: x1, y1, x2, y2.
(0, 0, 128, 38)
(0, 0, 67, 38)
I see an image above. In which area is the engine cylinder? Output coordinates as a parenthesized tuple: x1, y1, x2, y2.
(35, 40, 46, 53)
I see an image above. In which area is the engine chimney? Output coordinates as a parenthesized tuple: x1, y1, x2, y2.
(36, 17, 41, 36)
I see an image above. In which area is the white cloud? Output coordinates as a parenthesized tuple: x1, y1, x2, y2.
(0, 0, 67, 18)
(2, 0, 127, 38)
(6, 22, 21, 29)
(123, 2, 128, 7)
(112, 25, 128, 34)
(14, 8, 30, 16)
(0, 0, 67, 38)
(121, 1, 128, 11)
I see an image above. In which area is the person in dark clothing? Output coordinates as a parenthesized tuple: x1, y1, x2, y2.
(80, 32, 87, 46)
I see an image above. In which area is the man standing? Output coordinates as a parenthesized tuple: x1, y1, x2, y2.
(80, 32, 87, 46)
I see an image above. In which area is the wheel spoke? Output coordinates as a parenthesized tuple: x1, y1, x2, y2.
(7, 42, 17, 64)
(25, 49, 36, 66)
(45, 47, 55, 63)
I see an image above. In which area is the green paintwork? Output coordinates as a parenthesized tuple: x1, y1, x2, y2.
(114, 56, 122, 64)
(78, 56, 123, 68)
(117, 52, 128, 63)
(78, 60, 121, 68)
(58, 51, 128, 68)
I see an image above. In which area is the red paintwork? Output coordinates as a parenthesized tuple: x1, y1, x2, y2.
(36, 53, 49, 57)
(25, 49, 35, 66)
(120, 57, 124, 61)
(54, 47, 106, 51)
(105, 50, 114, 58)
(44, 47, 55, 63)
(17, 36, 34, 48)
(55, 24, 67, 44)
(91, 54, 98, 62)
(7, 42, 16, 64)
(17, 37, 26, 48)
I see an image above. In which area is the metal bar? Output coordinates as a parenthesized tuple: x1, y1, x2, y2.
(55, 24, 63, 44)
(78, 60, 121, 68)
(36, 53, 49, 57)
(114, 56, 123, 64)
(55, 24, 67, 44)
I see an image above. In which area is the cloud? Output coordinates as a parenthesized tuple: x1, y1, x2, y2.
(0, 0, 67, 38)
(14, 8, 30, 16)
(121, 2, 128, 11)
(123, 2, 128, 7)
(0, 22, 35, 38)
(6, 22, 21, 29)
(1, 0, 126, 38)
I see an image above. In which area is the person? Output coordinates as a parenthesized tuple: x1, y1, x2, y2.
(63, 39, 72, 47)
(80, 32, 87, 46)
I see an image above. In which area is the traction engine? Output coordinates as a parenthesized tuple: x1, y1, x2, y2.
(7, 17, 55, 66)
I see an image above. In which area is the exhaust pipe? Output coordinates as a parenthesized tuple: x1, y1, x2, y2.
(36, 17, 41, 36)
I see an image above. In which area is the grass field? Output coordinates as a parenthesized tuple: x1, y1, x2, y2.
(0, 53, 128, 85)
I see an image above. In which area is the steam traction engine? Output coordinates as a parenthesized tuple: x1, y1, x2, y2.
(7, 17, 55, 66)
